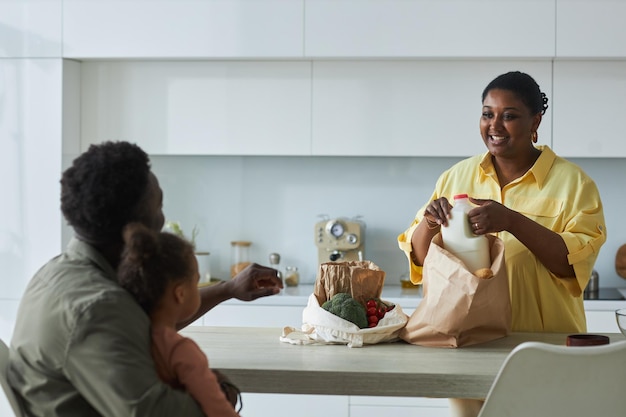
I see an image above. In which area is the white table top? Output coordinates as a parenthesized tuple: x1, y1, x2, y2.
(182, 326, 626, 398)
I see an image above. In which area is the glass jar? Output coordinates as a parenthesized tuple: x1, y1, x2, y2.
(284, 266, 300, 287)
(194, 251, 211, 285)
(268, 253, 283, 281)
(230, 241, 252, 278)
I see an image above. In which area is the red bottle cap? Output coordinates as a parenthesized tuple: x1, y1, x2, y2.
(453, 194, 468, 200)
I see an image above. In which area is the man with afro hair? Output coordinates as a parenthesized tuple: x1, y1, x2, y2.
(9, 141, 282, 417)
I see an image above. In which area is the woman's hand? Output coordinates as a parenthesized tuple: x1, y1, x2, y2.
(423, 197, 453, 227)
(469, 197, 575, 278)
(467, 198, 512, 234)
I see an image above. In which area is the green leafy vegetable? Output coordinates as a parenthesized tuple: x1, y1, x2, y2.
(321, 293, 368, 329)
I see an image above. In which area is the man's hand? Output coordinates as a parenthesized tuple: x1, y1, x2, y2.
(229, 263, 283, 301)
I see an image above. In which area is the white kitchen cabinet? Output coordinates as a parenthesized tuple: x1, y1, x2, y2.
(311, 60, 553, 157)
(552, 61, 626, 157)
(63, 0, 304, 58)
(241, 393, 348, 417)
(305, 0, 555, 58)
(556, 0, 626, 57)
(0, 58, 64, 299)
(204, 304, 304, 327)
(0, 0, 62, 58)
(80, 61, 312, 155)
(81, 59, 555, 158)
(586, 309, 622, 333)
(350, 396, 450, 417)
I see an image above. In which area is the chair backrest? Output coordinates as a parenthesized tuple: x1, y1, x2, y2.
(0, 339, 26, 417)
(477, 340, 626, 417)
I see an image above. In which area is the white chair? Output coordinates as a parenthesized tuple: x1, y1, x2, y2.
(0, 339, 26, 417)
(477, 340, 626, 417)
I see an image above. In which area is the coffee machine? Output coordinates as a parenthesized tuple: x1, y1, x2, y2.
(314, 216, 365, 264)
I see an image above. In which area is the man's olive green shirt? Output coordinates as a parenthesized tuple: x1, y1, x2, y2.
(8, 238, 204, 416)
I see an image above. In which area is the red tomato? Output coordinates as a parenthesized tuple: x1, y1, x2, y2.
(366, 299, 377, 309)
(368, 315, 379, 325)
(376, 306, 386, 319)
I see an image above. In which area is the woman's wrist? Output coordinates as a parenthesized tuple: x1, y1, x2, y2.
(424, 216, 441, 230)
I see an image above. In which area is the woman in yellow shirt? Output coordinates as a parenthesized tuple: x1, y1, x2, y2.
(398, 71, 607, 417)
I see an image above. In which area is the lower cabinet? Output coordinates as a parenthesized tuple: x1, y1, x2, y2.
(586, 309, 621, 333)
(221, 393, 450, 417)
(240, 393, 349, 417)
(350, 396, 450, 417)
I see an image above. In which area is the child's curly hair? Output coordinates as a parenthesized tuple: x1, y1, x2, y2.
(118, 222, 195, 313)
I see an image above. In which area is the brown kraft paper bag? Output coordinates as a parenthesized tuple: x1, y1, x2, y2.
(400, 233, 511, 348)
(313, 261, 385, 306)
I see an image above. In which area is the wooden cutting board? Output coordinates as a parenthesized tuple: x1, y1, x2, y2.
(617, 244, 626, 279)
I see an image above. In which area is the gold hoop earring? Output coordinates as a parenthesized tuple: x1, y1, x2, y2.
(531, 131, 538, 143)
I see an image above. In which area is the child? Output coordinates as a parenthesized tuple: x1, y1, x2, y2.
(118, 222, 241, 416)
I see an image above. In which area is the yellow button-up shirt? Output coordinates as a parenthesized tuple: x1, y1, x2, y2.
(398, 146, 606, 332)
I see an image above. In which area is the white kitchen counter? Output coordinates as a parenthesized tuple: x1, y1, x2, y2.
(221, 284, 421, 308)
(221, 284, 626, 312)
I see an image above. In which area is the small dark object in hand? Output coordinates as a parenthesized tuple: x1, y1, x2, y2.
(213, 370, 243, 413)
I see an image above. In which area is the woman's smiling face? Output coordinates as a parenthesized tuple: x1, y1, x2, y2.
(480, 88, 541, 159)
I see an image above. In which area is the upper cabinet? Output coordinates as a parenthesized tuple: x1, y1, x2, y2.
(80, 61, 312, 155)
(305, 0, 556, 58)
(0, 0, 62, 57)
(311, 60, 553, 157)
(62, 0, 304, 58)
(552, 61, 626, 157)
(556, 0, 626, 57)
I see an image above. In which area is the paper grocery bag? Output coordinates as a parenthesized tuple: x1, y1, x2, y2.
(400, 233, 511, 348)
(283, 261, 406, 348)
(313, 261, 385, 306)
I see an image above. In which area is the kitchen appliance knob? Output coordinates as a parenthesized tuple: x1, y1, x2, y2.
(329, 251, 342, 261)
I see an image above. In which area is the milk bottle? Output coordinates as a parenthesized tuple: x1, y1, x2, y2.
(440, 194, 491, 273)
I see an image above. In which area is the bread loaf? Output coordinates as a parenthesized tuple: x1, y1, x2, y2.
(474, 268, 494, 280)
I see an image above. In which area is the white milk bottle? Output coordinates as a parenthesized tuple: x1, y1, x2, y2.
(440, 194, 491, 273)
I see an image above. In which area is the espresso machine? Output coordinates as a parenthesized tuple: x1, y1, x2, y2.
(314, 216, 365, 264)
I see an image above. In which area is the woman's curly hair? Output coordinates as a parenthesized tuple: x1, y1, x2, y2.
(118, 222, 195, 313)
(60, 141, 151, 242)
(482, 71, 549, 115)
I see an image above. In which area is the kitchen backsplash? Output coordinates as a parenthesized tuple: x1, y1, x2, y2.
(147, 155, 626, 289)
